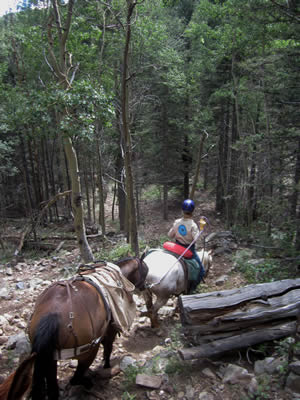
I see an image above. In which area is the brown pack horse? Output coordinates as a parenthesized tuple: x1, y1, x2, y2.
(28, 256, 148, 400)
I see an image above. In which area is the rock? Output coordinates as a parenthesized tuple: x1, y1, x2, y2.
(0, 315, 9, 327)
(120, 355, 137, 371)
(0, 287, 10, 299)
(222, 364, 254, 385)
(0, 336, 8, 345)
(158, 306, 174, 316)
(146, 390, 161, 400)
(215, 275, 229, 286)
(254, 357, 284, 375)
(202, 368, 217, 379)
(136, 374, 162, 389)
(286, 372, 300, 394)
(289, 361, 300, 375)
(5, 332, 30, 359)
(248, 377, 259, 395)
(16, 282, 25, 290)
(248, 258, 266, 266)
(213, 247, 232, 256)
(199, 392, 215, 400)
(69, 360, 78, 368)
(139, 316, 148, 324)
(185, 384, 195, 399)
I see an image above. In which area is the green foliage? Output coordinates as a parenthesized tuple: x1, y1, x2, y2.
(164, 356, 187, 375)
(142, 185, 162, 201)
(94, 242, 135, 263)
(274, 337, 300, 359)
(253, 376, 271, 400)
(122, 392, 136, 400)
(232, 249, 291, 283)
(122, 364, 145, 391)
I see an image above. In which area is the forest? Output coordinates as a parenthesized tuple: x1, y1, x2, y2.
(0, 0, 299, 261)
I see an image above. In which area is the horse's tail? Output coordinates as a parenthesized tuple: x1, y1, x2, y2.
(31, 313, 60, 399)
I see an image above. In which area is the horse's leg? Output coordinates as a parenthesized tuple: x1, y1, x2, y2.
(70, 345, 100, 388)
(102, 324, 118, 368)
(150, 295, 170, 328)
(141, 288, 153, 317)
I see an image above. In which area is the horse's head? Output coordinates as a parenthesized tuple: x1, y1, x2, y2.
(115, 256, 148, 291)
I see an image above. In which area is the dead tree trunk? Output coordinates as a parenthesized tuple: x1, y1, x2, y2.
(178, 279, 300, 360)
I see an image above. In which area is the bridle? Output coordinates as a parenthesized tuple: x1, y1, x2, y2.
(133, 256, 147, 291)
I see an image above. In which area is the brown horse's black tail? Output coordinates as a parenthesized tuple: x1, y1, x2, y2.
(31, 313, 60, 400)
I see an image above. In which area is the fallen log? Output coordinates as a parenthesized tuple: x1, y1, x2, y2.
(178, 278, 300, 360)
(178, 321, 297, 360)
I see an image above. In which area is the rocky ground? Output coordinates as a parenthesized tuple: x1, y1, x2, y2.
(0, 192, 299, 399)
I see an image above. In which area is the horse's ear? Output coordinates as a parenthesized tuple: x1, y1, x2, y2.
(140, 246, 150, 261)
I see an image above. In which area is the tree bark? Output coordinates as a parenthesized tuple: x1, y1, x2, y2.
(96, 125, 106, 235)
(48, 0, 93, 262)
(120, 0, 139, 254)
(178, 279, 300, 360)
(190, 131, 207, 200)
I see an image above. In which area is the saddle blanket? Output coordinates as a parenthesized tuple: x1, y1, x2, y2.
(81, 263, 136, 332)
(146, 249, 201, 285)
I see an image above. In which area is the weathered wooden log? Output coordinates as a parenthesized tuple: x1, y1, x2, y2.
(178, 321, 298, 360)
(179, 279, 300, 327)
(178, 279, 300, 360)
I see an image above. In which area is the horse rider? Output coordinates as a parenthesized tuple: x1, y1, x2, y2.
(168, 199, 205, 284)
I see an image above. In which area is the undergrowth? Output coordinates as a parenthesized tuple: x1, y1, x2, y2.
(233, 249, 292, 283)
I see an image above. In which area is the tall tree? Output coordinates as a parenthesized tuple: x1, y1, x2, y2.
(120, 0, 140, 254)
(47, 0, 93, 262)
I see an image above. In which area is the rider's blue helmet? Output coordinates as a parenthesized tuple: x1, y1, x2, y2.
(182, 199, 195, 213)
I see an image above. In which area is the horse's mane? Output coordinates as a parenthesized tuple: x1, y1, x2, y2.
(114, 256, 136, 266)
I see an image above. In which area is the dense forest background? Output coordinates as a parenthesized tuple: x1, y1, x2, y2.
(0, 0, 299, 260)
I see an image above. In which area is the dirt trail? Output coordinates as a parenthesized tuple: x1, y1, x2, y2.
(0, 194, 274, 400)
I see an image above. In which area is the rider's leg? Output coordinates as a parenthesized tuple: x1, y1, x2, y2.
(190, 244, 205, 280)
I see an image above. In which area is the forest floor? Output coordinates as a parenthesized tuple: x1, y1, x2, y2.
(0, 191, 296, 399)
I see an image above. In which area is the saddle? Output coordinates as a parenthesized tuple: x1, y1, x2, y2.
(161, 248, 201, 294)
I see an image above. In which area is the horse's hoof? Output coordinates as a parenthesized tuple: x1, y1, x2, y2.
(70, 376, 93, 389)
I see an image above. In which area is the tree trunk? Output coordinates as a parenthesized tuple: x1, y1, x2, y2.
(227, 52, 241, 227)
(96, 127, 106, 235)
(182, 134, 190, 199)
(190, 131, 207, 200)
(48, 0, 93, 262)
(216, 105, 229, 215)
(83, 167, 91, 223)
(178, 279, 300, 360)
(290, 137, 300, 219)
(120, 0, 139, 255)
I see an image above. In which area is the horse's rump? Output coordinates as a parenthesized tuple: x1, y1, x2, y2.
(29, 280, 109, 355)
(144, 250, 185, 294)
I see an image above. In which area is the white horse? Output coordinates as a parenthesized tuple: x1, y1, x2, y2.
(142, 249, 212, 328)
